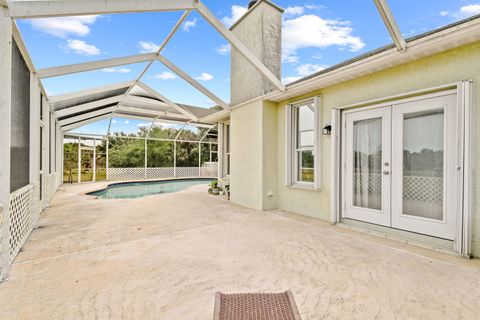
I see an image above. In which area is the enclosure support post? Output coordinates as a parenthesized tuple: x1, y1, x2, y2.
(144, 138, 147, 179)
(198, 143, 201, 177)
(174, 142, 177, 178)
(106, 137, 109, 181)
(77, 137, 81, 183)
(92, 139, 96, 182)
(0, 8, 12, 281)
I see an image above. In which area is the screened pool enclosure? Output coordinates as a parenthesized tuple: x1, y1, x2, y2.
(64, 122, 218, 183)
(0, 0, 279, 280)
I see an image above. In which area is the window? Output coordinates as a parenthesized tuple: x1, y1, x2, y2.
(286, 97, 321, 188)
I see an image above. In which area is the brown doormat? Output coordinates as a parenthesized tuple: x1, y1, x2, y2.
(213, 291, 302, 320)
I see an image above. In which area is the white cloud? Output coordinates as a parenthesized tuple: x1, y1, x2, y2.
(137, 123, 151, 128)
(66, 40, 101, 56)
(29, 15, 99, 38)
(124, 120, 130, 124)
(155, 71, 177, 80)
(222, 5, 248, 27)
(139, 41, 159, 53)
(282, 15, 365, 63)
(102, 67, 131, 74)
(439, 4, 480, 19)
(111, 119, 117, 124)
(282, 76, 302, 84)
(282, 63, 328, 84)
(305, 4, 325, 10)
(296, 63, 327, 76)
(216, 43, 231, 55)
(183, 18, 197, 32)
(284, 6, 305, 17)
(196, 73, 214, 81)
(460, 4, 480, 16)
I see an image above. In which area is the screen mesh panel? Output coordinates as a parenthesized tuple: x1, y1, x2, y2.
(10, 40, 30, 192)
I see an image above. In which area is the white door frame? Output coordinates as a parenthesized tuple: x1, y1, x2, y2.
(343, 107, 392, 227)
(390, 94, 457, 240)
(330, 81, 473, 256)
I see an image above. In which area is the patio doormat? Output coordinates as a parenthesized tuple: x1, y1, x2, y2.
(213, 291, 302, 320)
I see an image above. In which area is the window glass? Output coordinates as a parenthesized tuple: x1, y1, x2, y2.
(293, 101, 316, 184)
(298, 104, 315, 131)
(298, 150, 314, 183)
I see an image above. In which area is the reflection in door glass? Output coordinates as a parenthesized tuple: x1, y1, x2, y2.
(403, 110, 444, 220)
(353, 118, 382, 210)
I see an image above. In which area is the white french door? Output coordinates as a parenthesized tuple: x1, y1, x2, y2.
(343, 93, 459, 240)
(344, 107, 392, 227)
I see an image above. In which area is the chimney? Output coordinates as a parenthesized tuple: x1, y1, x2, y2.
(230, 0, 283, 106)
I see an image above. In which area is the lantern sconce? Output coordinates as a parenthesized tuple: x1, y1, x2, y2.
(322, 124, 332, 136)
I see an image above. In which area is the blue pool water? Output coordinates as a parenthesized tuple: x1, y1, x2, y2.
(88, 178, 214, 199)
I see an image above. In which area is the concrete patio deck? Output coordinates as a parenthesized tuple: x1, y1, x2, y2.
(1, 182, 479, 320)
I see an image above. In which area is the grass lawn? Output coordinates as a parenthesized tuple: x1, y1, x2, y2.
(64, 169, 106, 184)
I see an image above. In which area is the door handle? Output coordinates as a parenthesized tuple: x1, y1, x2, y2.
(383, 170, 390, 175)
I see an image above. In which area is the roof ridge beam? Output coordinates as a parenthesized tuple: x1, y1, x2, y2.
(54, 95, 123, 118)
(194, 1, 285, 92)
(8, 0, 195, 18)
(374, 0, 407, 52)
(49, 81, 135, 103)
(58, 105, 117, 126)
(157, 54, 230, 110)
(122, 11, 191, 97)
(158, 10, 191, 54)
(37, 53, 157, 79)
(61, 113, 113, 132)
(137, 82, 199, 121)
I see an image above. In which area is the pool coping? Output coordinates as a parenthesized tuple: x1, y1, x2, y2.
(83, 177, 216, 199)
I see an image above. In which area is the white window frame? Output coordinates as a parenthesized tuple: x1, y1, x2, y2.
(286, 96, 321, 189)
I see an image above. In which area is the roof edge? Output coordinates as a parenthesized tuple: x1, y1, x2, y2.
(263, 13, 480, 102)
(286, 13, 480, 87)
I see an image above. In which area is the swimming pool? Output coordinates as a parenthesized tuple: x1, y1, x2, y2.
(88, 178, 214, 199)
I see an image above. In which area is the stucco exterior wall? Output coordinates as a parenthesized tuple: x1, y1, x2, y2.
(273, 42, 480, 256)
(262, 100, 278, 210)
(230, 1, 282, 106)
(230, 100, 263, 210)
(230, 99, 278, 211)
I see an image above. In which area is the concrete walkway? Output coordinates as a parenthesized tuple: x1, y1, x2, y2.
(1, 182, 479, 319)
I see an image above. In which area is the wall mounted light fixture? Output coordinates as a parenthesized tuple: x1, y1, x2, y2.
(322, 125, 332, 135)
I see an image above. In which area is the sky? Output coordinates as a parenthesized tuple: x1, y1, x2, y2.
(15, 0, 480, 135)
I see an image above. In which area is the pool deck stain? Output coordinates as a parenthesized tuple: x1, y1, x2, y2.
(1, 182, 480, 319)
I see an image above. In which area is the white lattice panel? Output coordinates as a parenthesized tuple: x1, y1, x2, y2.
(108, 168, 146, 181)
(8, 184, 34, 263)
(175, 167, 201, 178)
(353, 173, 443, 202)
(404, 176, 443, 202)
(108, 165, 218, 181)
(146, 168, 175, 180)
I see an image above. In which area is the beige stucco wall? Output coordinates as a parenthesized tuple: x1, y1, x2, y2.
(230, 1, 282, 106)
(230, 99, 279, 211)
(230, 100, 263, 210)
(272, 42, 480, 256)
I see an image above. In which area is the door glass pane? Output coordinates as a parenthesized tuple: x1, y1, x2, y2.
(297, 150, 314, 182)
(353, 118, 382, 210)
(403, 110, 444, 220)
